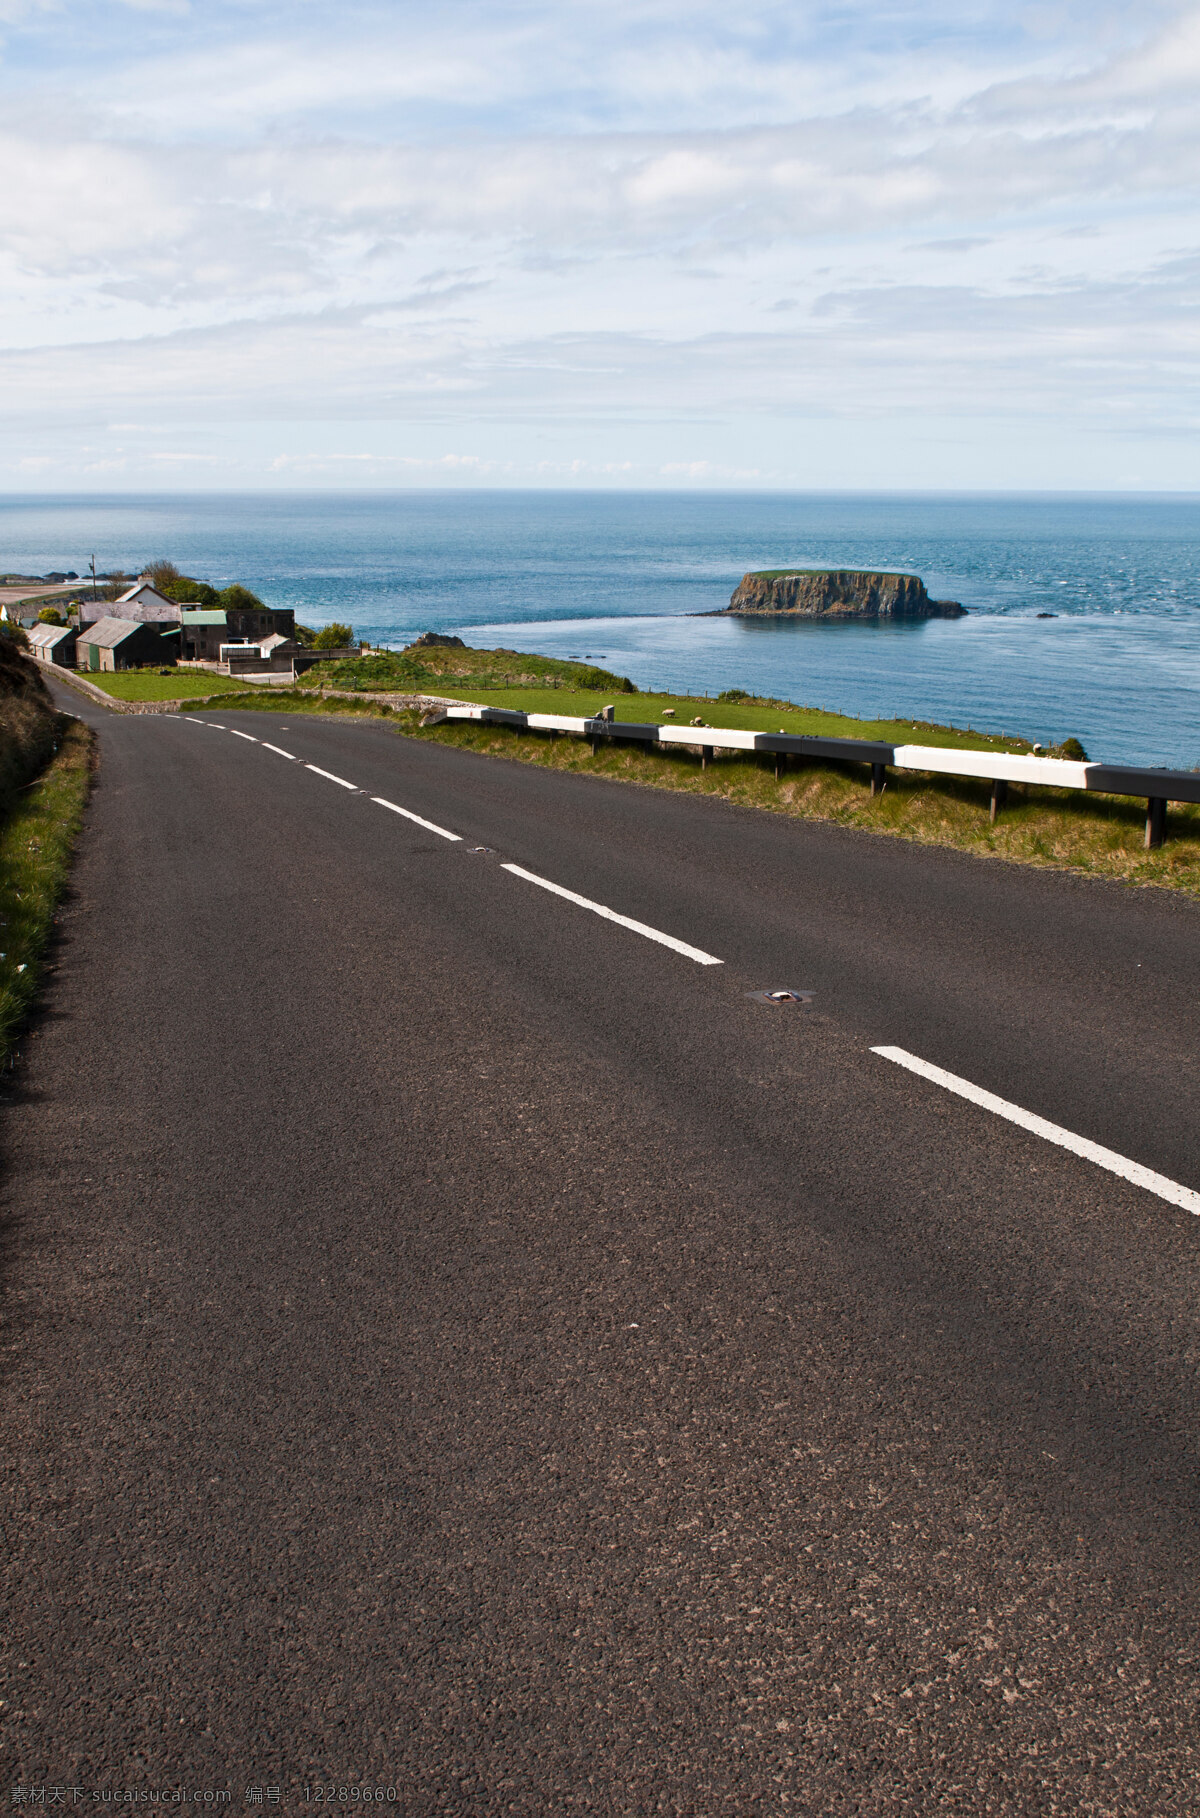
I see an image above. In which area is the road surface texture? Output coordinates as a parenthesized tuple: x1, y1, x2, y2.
(4, 685, 1200, 1812)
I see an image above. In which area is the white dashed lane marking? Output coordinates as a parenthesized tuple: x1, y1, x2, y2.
(873, 1045, 1200, 1216)
(501, 862, 723, 966)
(305, 764, 358, 791)
(371, 797, 461, 841)
(204, 720, 721, 964)
(181, 719, 1200, 1212)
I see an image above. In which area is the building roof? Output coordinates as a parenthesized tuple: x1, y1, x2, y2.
(28, 623, 76, 649)
(77, 616, 158, 649)
(115, 582, 178, 617)
(180, 610, 228, 627)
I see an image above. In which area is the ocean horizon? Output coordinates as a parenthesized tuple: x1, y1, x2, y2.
(3, 489, 1198, 769)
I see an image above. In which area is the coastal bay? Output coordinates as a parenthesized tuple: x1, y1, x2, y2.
(1, 489, 1198, 766)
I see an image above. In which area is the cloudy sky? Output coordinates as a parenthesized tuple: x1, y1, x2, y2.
(1, 0, 1197, 490)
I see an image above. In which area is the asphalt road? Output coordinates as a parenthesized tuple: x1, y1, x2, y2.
(4, 685, 1200, 1812)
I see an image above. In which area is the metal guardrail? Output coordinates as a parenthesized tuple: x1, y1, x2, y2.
(435, 706, 1199, 847)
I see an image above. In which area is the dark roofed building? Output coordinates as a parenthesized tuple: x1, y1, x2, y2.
(27, 623, 79, 667)
(76, 617, 172, 672)
(180, 606, 295, 662)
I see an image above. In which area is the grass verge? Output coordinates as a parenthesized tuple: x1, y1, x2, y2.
(180, 689, 402, 717)
(81, 670, 252, 701)
(0, 717, 93, 1061)
(181, 685, 1200, 897)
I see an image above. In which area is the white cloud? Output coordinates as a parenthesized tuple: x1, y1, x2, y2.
(0, 1, 1197, 485)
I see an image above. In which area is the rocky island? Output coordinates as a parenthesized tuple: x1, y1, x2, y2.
(721, 569, 966, 619)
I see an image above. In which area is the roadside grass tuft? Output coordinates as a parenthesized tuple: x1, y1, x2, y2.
(0, 717, 93, 1061)
(180, 689, 397, 717)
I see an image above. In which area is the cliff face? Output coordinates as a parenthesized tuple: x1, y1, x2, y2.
(724, 570, 966, 619)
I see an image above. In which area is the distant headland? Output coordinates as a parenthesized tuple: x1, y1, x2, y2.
(715, 569, 967, 620)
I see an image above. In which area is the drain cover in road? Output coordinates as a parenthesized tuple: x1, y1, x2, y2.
(746, 988, 815, 1006)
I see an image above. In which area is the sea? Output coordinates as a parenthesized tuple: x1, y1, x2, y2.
(2, 490, 1198, 769)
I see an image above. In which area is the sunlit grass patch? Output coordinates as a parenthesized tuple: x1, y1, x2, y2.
(81, 670, 250, 700)
(421, 683, 1027, 752)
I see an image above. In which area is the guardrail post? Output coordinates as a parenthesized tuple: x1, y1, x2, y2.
(1146, 796, 1167, 849)
(990, 778, 1008, 824)
(871, 762, 886, 796)
(701, 745, 713, 769)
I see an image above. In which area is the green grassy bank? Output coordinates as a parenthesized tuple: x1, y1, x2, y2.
(0, 718, 93, 1061)
(296, 644, 638, 697)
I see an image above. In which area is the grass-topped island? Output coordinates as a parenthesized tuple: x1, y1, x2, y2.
(721, 569, 966, 619)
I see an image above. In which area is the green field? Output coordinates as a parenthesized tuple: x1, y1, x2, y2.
(424, 684, 1030, 753)
(292, 638, 1033, 752)
(234, 675, 1032, 753)
(78, 670, 252, 701)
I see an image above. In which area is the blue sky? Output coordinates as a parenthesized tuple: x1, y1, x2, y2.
(0, 0, 1197, 489)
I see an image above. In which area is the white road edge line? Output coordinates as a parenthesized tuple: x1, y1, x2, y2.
(872, 1044, 1200, 1217)
(305, 764, 358, 791)
(229, 730, 258, 742)
(261, 743, 297, 761)
(501, 862, 723, 966)
(370, 797, 461, 841)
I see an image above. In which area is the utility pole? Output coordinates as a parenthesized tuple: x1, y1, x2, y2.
(89, 555, 98, 603)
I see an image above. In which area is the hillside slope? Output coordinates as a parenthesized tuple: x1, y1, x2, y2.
(0, 632, 65, 812)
